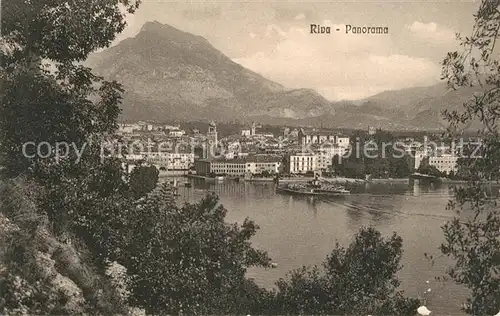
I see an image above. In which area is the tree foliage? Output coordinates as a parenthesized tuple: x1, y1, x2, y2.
(128, 164, 159, 199)
(1, 0, 140, 314)
(272, 227, 420, 315)
(332, 131, 413, 179)
(121, 183, 271, 314)
(440, 0, 500, 314)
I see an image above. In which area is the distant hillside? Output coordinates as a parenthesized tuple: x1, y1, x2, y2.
(349, 83, 486, 130)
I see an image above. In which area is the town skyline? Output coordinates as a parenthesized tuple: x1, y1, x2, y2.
(109, 0, 479, 101)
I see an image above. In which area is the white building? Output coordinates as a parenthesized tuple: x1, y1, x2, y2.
(124, 153, 145, 161)
(414, 146, 459, 175)
(316, 146, 347, 170)
(429, 154, 459, 175)
(245, 155, 282, 174)
(139, 124, 153, 131)
(210, 159, 247, 176)
(336, 136, 350, 148)
(118, 123, 140, 134)
(143, 152, 194, 170)
(284, 153, 317, 174)
(195, 155, 282, 176)
(241, 129, 251, 137)
(169, 129, 185, 137)
(298, 129, 350, 149)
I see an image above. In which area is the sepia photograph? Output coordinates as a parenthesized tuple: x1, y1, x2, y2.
(1, 0, 500, 315)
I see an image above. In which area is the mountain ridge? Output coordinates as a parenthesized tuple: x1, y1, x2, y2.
(87, 21, 483, 131)
(86, 21, 335, 121)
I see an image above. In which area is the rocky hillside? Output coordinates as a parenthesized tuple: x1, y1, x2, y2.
(0, 179, 144, 316)
(86, 21, 335, 122)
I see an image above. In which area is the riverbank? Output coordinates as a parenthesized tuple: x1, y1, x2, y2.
(158, 170, 190, 177)
(245, 178, 275, 182)
(369, 178, 410, 184)
(311, 177, 403, 184)
(438, 178, 500, 185)
(272, 177, 410, 184)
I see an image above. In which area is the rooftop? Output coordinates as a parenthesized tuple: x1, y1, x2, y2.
(198, 154, 282, 164)
(299, 128, 348, 137)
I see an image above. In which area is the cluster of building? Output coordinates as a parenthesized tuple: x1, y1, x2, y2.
(193, 126, 352, 177)
(115, 121, 476, 178)
(115, 120, 354, 176)
(118, 122, 186, 137)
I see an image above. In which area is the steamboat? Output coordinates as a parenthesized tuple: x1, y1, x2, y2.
(276, 177, 350, 196)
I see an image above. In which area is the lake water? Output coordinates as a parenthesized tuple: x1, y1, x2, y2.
(171, 178, 491, 315)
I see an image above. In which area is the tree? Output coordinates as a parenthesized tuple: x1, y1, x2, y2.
(440, 1, 500, 314)
(1, 0, 139, 179)
(128, 164, 159, 199)
(272, 227, 420, 315)
(417, 163, 443, 178)
(121, 183, 271, 314)
(1, 0, 140, 314)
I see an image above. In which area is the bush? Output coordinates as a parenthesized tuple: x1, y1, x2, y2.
(272, 227, 420, 315)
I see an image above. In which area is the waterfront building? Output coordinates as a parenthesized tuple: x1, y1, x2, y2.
(245, 155, 282, 174)
(414, 143, 459, 175)
(194, 155, 282, 176)
(143, 152, 194, 170)
(429, 154, 459, 175)
(284, 153, 317, 174)
(194, 159, 212, 176)
(315, 146, 347, 170)
(211, 158, 247, 176)
(194, 158, 246, 176)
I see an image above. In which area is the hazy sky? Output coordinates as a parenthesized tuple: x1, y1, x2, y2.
(115, 0, 480, 101)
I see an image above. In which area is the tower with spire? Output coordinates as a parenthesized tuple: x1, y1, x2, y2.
(251, 122, 256, 136)
(206, 121, 218, 158)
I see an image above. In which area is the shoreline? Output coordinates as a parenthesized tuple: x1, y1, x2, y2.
(184, 174, 500, 186)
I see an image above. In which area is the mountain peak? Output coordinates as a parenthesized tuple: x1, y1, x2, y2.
(138, 21, 209, 44)
(140, 21, 174, 33)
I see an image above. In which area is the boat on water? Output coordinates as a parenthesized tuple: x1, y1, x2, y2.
(276, 178, 350, 196)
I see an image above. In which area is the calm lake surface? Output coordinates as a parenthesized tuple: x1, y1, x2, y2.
(170, 178, 496, 315)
